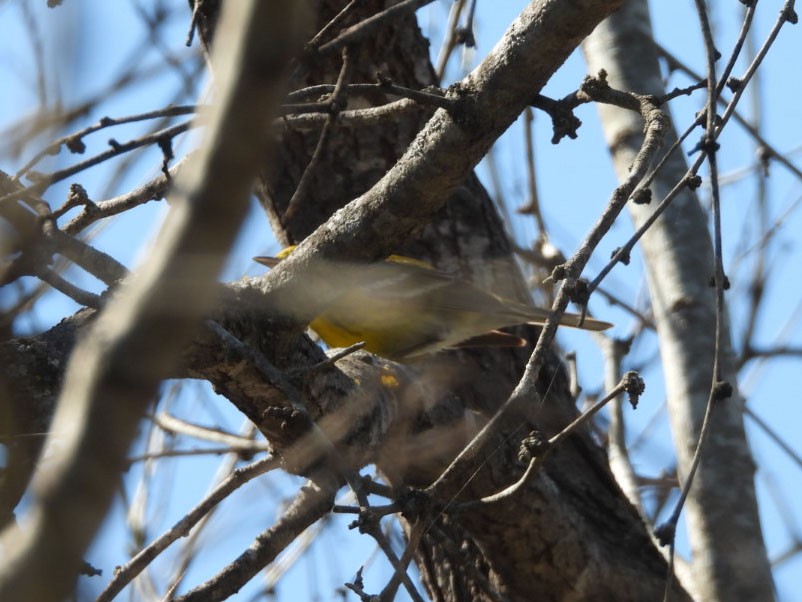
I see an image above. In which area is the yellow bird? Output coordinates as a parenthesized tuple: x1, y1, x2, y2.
(255, 247, 611, 361)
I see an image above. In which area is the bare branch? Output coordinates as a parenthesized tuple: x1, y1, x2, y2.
(151, 412, 270, 453)
(585, 1, 777, 599)
(0, 3, 307, 600)
(62, 160, 181, 235)
(317, 0, 438, 55)
(172, 471, 338, 602)
(96, 455, 279, 602)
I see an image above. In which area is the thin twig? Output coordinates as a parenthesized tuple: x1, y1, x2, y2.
(33, 267, 102, 308)
(0, 121, 192, 209)
(425, 77, 668, 501)
(171, 471, 338, 602)
(306, 0, 360, 50)
(435, 0, 467, 81)
(45, 226, 128, 285)
(379, 518, 426, 601)
(96, 455, 279, 602)
(300, 341, 366, 375)
(343, 478, 428, 602)
(317, 0, 438, 55)
(658, 45, 802, 183)
(471, 372, 642, 506)
(517, 107, 547, 234)
(280, 98, 419, 130)
(127, 446, 267, 464)
(14, 106, 198, 180)
(285, 48, 353, 222)
(152, 412, 270, 452)
(655, 0, 728, 566)
(63, 159, 181, 236)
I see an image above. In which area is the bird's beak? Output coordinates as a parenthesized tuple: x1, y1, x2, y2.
(253, 256, 281, 268)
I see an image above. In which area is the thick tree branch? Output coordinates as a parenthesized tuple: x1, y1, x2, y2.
(0, 3, 307, 600)
(1, 3, 696, 600)
(255, 0, 628, 304)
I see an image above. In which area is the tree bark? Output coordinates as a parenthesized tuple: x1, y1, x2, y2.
(0, 1, 698, 600)
(0, 3, 308, 601)
(238, 1, 686, 600)
(585, 2, 774, 601)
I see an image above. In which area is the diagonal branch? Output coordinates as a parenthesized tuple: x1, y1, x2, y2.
(96, 455, 279, 602)
(255, 0, 628, 314)
(0, 3, 308, 601)
(173, 470, 338, 602)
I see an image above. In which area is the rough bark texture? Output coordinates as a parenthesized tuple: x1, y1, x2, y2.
(585, 2, 774, 601)
(0, 1, 695, 600)
(0, 3, 309, 601)
(201, 1, 684, 600)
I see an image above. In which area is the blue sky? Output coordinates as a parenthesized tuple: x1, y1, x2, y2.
(2, 1, 801, 600)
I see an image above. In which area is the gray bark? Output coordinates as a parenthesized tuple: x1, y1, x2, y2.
(0, 1, 706, 600)
(585, 2, 774, 601)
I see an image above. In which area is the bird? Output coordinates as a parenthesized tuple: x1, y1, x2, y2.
(255, 247, 611, 361)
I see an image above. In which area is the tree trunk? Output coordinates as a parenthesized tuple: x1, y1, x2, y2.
(234, 1, 686, 599)
(0, 1, 700, 600)
(585, 2, 774, 601)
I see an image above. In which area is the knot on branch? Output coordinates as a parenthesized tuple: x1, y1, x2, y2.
(345, 567, 378, 602)
(579, 70, 610, 98)
(157, 135, 175, 178)
(611, 246, 631, 266)
(549, 263, 568, 283)
(51, 183, 95, 222)
(65, 134, 86, 154)
(68, 183, 90, 206)
(518, 430, 549, 463)
(375, 71, 393, 89)
(455, 26, 476, 48)
(327, 95, 347, 115)
(707, 273, 731, 290)
(396, 487, 430, 522)
(698, 135, 720, 155)
(444, 82, 481, 129)
(613, 336, 634, 358)
(531, 94, 582, 144)
(713, 380, 733, 402)
(685, 174, 703, 190)
(349, 506, 383, 535)
(757, 145, 772, 176)
(621, 370, 644, 409)
(631, 188, 652, 205)
(726, 77, 743, 93)
(80, 560, 102, 577)
(694, 109, 724, 129)
(260, 405, 312, 445)
(564, 278, 592, 307)
(654, 521, 676, 547)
